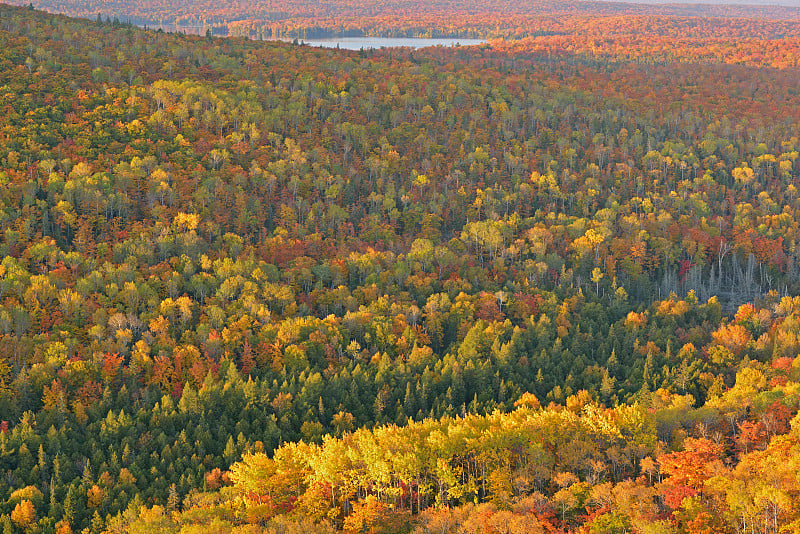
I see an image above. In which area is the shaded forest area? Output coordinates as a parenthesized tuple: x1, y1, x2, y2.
(2, 3, 800, 532)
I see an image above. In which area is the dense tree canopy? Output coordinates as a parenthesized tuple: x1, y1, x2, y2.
(6, 0, 800, 39)
(2, 3, 800, 533)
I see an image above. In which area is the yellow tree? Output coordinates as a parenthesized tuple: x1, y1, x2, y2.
(11, 499, 36, 529)
(707, 433, 800, 533)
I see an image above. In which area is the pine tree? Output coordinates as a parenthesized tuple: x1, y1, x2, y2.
(223, 436, 237, 464)
(90, 510, 104, 534)
(167, 483, 180, 511)
(403, 382, 416, 416)
(63, 485, 76, 525)
(82, 460, 93, 484)
(49, 474, 60, 515)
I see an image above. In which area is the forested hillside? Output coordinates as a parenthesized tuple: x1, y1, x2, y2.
(7, 0, 800, 38)
(2, 3, 800, 532)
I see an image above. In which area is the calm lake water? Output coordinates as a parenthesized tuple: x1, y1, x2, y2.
(149, 25, 484, 49)
(276, 37, 485, 50)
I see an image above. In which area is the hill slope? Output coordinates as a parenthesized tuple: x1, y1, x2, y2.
(1, 4, 800, 533)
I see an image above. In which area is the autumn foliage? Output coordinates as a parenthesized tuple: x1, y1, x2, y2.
(2, 2, 800, 533)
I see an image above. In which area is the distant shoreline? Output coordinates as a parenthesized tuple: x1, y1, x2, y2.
(140, 24, 487, 48)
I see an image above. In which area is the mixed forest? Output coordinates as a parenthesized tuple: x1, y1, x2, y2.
(7, 0, 800, 38)
(2, 2, 800, 532)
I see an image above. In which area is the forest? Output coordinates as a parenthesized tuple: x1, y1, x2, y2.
(2, 1, 800, 532)
(6, 0, 800, 38)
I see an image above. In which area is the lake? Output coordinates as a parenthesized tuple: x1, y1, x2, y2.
(149, 25, 484, 49)
(274, 37, 485, 50)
